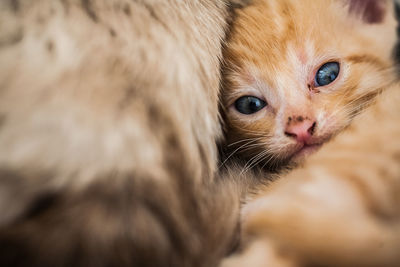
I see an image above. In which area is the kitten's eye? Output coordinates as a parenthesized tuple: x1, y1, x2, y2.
(315, 62, 340, 87)
(234, 96, 267, 115)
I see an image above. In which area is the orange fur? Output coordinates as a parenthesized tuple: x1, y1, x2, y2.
(220, 0, 400, 266)
(221, 0, 397, 170)
(222, 80, 400, 267)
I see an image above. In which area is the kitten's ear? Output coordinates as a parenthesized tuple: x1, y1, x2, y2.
(346, 0, 388, 24)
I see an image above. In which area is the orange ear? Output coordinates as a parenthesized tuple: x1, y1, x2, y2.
(347, 0, 387, 23)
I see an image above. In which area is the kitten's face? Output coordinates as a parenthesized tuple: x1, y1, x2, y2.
(222, 0, 397, 169)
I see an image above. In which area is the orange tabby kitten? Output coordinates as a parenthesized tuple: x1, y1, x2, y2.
(221, 0, 397, 171)
(222, 79, 400, 267)
(220, 0, 400, 266)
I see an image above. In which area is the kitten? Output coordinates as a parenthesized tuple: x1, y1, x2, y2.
(0, 1, 248, 266)
(220, 0, 400, 266)
(221, 0, 397, 171)
(222, 80, 400, 267)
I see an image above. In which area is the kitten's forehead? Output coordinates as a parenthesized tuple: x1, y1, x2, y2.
(225, 0, 392, 85)
(255, 40, 322, 100)
(224, 0, 396, 107)
(227, 0, 347, 72)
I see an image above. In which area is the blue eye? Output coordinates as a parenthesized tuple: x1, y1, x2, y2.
(234, 96, 267, 115)
(315, 62, 340, 87)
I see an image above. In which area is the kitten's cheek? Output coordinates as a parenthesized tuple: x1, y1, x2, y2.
(315, 113, 340, 141)
(324, 120, 346, 143)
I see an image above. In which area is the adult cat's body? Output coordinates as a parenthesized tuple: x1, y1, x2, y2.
(0, 1, 246, 266)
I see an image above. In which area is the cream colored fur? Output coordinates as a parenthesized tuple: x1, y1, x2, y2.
(0, 1, 247, 266)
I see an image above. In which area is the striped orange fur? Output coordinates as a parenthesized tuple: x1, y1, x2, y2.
(221, 0, 397, 170)
(221, 1, 400, 266)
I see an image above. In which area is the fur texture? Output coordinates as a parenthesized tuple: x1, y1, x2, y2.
(0, 0, 247, 266)
(222, 80, 400, 267)
(221, 0, 397, 170)
(220, 0, 400, 266)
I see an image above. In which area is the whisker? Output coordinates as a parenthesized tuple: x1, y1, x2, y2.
(240, 150, 269, 175)
(219, 138, 260, 168)
(227, 137, 264, 147)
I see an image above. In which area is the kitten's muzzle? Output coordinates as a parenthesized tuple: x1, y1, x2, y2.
(284, 119, 316, 144)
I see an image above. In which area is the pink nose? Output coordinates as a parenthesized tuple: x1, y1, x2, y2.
(285, 120, 316, 143)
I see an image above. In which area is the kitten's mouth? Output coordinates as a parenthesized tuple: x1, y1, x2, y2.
(291, 143, 322, 160)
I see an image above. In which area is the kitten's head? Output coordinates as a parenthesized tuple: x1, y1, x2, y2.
(221, 0, 397, 169)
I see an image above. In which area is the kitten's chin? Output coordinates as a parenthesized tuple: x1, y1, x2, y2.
(290, 143, 322, 163)
(265, 144, 323, 171)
